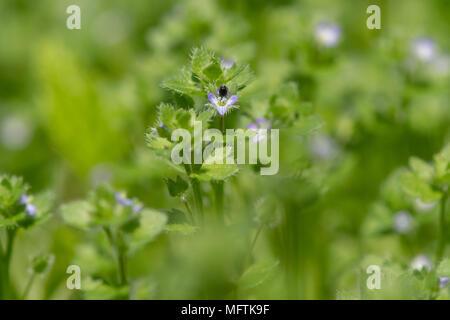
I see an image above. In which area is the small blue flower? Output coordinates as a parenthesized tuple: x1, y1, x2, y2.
(440, 277, 449, 288)
(115, 192, 133, 206)
(114, 192, 142, 213)
(19, 194, 36, 216)
(25, 204, 36, 216)
(247, 118, 271, 142)
(208, 85, 239, 116)
(159, 123, 169, 131)
(20, 194, 28, 205)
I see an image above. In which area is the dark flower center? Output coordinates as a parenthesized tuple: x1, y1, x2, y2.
(217, 85, 229, 98)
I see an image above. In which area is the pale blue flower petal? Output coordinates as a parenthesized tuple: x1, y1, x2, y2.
(26, 203, 36, 216)
(217, 106, 227, 116)
(208, 93, 218, 107)
(226, 95, 238, 107)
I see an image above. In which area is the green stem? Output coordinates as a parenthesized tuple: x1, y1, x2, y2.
(212, 181, 224, 220)
(21, 272, 36, 300)
(220, 116, 224, 133)
(191, 178, 204, 223)
(182, 197, 195, 225)
(5, 228, 16, 267)
(103, 227, 127, 286)
(117, 246, 127, 286)
(185, 163, 204, 223)
(214, 116, 225, 221)
(0, 229, 16, 299)
(244, 225, 263, 269)
(436, 193, 448, 264)
(0, 230, 4, 257)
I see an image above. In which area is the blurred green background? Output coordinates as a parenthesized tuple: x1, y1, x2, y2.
(0, 0, 449, 299)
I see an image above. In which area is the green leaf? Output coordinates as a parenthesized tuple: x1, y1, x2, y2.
(119, 215, 141, 233)
(128, 209, 167, 253)
(437, 259, 450, 277)
(155, 103, 193, 132)
(269, 82, 302, 124)
(27, 191, 54, 227)
(165, 176, 189, 197)
(190, 165, 239, 181)
(0, 214, 25, 228)
(83, 278, 129, 300)
(31, 253, 54, 274)
(225, 64, 254, 91)
(191, 146, 238, 181)
(254, 197, 281, 228)
(165, 223, 198, 235)
(361, 202, 393, 236)
(128, 277, 156, 300)
(146, 134, 172, 151)
(409, 157, 434, 181)
(191, 47, 213, 77)
(162, 69, 203, 96)
(0, 175, 28, 212)
(165, 208, 187, 224)
(291, 114, 323, 135)
(434, 143, 450, 182)
(399, 171, 442, 202)
(158, 103, 176, 129)
(237, 260, 279, 290)
(195, 109, 215, 129)
(175, 109, 192, 130)
(60, 200, 94, 230)
(203, 62, 222, 81)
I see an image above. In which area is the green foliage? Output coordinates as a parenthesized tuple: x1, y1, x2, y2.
(399, 143, 450, 202)
(60, 184, 167, 298)
(31, 253, 54, 275)
(1, 0, 449, 301)
(437, 259, 450, 277)
(237, 260, 279, 291)
(61, 184, 166, 248)
(190, 146, 239, 182)
(0, 175, 52, 229)
(165, 176, 189, 197)
(162, 47, 253, 97)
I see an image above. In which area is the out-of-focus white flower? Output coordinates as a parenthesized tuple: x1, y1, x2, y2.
(315, 22, 341, 48)
(411, 254, 432, 271)
(414, 199, 436, 213)
(393, 210, 413, 234)
(411, 37, 436, 62)
(309, 134, 338, 160)
(0, 115, 32, 151)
